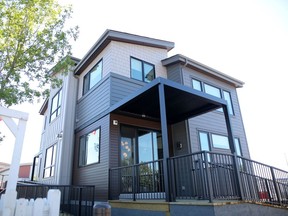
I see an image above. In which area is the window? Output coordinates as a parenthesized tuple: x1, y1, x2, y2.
(223, 90, 234, 115)
(211, 134, 230, 149)
(50, 89, 62, 122)
(192, 79, 202, 91)
(79, 128, 100, 166)
(199, 131, 231, 150)
(131, 57, 155, 82)
(191, 79, 234, 115)
(44, 145, 57, 178)
(234, 138, 242, 156)
(83, 60, 103, 95)
(204, 83, 221, 98)
(199, 131, 210, 151)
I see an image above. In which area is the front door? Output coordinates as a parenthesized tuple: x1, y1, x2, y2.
(120, 125, 164, 193)
(120, 126, 163, 165)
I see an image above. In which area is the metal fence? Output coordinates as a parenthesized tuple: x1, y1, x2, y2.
(109, 151, 288, 207)
(16, 184, 95, 216)
(109, 159, 165, 200)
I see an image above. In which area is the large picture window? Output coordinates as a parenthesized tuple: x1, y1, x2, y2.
(44, 145, 57, 178)
(131, 57, 155, 82)
(79, 128, 100, 166)
(50, 89, 62, 122)
(83, 60, 103, 95)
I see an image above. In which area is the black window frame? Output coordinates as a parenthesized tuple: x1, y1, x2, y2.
(83, 59, 103, 95)
(50, 88, 62, 122)
(43, 144, 57, 178)
(78, 127, 101, 167)
(191, 78, 235, 115)
(130, 57, 155, 82)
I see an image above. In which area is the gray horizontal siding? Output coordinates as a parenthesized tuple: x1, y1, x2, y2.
(76, 76, 110, 129)
(72, 115, 110, 201)
(110, 73, 145, 106)
(165, 64, 250, 158)
(166, 64, 182, 84)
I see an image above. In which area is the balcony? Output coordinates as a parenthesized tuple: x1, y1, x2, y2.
(109, 151, 288, 207)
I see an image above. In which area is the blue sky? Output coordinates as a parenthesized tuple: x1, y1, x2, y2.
(1, 0, 287, 170)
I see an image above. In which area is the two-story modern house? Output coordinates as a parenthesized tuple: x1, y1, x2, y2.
(32, 29, 250, 202)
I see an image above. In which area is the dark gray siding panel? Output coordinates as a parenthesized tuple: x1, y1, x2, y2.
(76, 76, 110, 129)
(73, 115, 110, 201)
(166, 64, 182, 84)
(110, 73, 145, 106)
(180, 66, 250, 158)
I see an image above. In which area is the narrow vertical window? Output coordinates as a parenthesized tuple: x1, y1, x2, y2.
(199, 131, 210, 151)
(131, 57, 155, 82)
(79, 128, 101, 166)
(44, 145, 57, 178)
(223, 90, 234, 115)
(83, 59, 103, 95)
(50, 89, 62, 122)
(234, 138, 242, 156)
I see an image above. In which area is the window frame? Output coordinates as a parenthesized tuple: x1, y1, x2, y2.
(130, 57, 155, 83)
(211, 133, 230, 150)
(50, 88, 62, 122)
(191, 78, 235, 115)
(83, 59, 103, 95)
(78, 127, 101, 167)
(43, 144, 57, 178)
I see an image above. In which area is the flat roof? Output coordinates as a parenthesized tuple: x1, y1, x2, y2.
(110, 77, 226, 124)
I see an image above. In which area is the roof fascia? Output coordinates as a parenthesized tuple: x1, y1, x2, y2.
(162, 54, 244, 88)
(74, 29, 175, 75)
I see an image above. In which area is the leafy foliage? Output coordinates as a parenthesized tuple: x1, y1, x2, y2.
(0, 0, 79, 107)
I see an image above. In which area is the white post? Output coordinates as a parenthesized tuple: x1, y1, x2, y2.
(5, 119, 28, 191)
(0, 107, 29, 191)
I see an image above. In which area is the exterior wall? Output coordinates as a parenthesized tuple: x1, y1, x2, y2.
(77, 41, 168, 99)
(75, 73, 146, 131)
(166, 64, 250, 158)
(182, 66, 250, 157)
(72, 115, 110, 201)
(38, 71, 78, 185)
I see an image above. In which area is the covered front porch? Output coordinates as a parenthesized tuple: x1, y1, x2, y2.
(108, 77, 242, 202)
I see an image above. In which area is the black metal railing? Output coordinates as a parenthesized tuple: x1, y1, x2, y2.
(16, 184, 95, 216)
(109, 159, 165, 200)
(109, 151, 288, 207)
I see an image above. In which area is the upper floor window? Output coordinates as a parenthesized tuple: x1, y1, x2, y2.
(83, 59, 103, 95)
(131, 57, 155, 82)
(192, 78, 234, 115)
(44, 144, 57, 178)
(50, 89, 62, 122)
(223, 90, 234, 115)
(211, 133, 230, 149)
(79, 128, 101, 167)
(192, 79, 202, 91)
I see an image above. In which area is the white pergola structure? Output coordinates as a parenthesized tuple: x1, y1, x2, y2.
(0, 106, 28, 191)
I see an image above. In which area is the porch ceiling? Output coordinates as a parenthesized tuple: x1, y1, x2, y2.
(111, 78, 226, 124)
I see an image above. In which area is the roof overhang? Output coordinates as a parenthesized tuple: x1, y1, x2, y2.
(110, 77, 227, 124)
(162, 54, 244, 88)
(74, 29, 175, 75)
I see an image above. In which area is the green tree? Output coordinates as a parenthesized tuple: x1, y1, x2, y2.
(0, 0, 79, 107)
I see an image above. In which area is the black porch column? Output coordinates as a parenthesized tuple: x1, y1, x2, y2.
(223, 104, 243, 200)
(158, 83, 172, 202)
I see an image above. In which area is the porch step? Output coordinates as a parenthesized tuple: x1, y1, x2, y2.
(109, 200, 288, 216)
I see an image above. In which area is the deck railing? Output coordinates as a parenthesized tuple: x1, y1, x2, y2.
(109, 151, 288, 207)
(16, 184, 95, 216)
